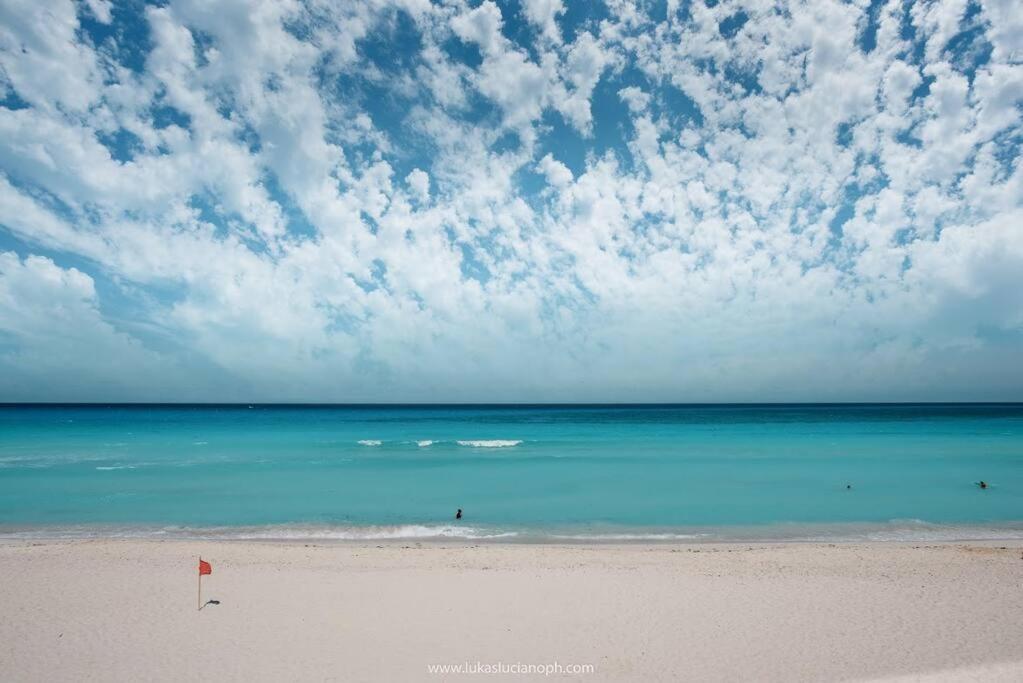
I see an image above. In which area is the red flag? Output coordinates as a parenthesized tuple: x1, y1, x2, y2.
(199, 559, 212, 576)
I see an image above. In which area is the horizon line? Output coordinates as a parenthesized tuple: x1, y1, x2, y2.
(2, 402, 1022, 408)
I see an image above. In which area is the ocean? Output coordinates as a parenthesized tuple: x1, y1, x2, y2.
(1, 404, 1021, 542)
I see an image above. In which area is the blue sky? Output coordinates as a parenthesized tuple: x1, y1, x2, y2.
(0, 0, 1021, 402)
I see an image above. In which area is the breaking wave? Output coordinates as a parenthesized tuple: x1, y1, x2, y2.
(357, 440, 382, 446)
(0, 524, 520, 541)
(4, 521, 1023, 544)
(549, 533, 709, 541)
(456, 440, 522, 448)
(221, 525, 520, 541)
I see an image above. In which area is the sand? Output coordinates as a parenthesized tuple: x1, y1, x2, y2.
(2, 540, 1022, 682)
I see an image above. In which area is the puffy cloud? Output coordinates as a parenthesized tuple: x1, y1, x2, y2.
(555, 32, 609, 135)
(883, 60, 922, 115)
(0, 0, 102, 112)
(618, 86, 650, 114)
(522, 0, 565, 44)
(537, 154, 573, 188)
(450, 1, 504, 56)
(475, 46, 552, 131)
(982, 0, 1023, 63)
(83, 0, 113, 24)
(0, 253, 185, 401)
(406, 168, 431, 202)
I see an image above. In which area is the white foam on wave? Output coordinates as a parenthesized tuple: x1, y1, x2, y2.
(95, 465, 137, 471)
(456, 440, 522, 448)
(797, 521, 1023, 543)
(5, 521, 1023, 544)
(357, 440, 382, 446)
(416, 440, 435, 447)
(550, 533, 709, 541)
(0, 524, 514, 542)
(0, 526, 161, 540)
(211, 525, 520, 541)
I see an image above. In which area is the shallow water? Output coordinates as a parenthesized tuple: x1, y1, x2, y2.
(1, 404, 1021, 541)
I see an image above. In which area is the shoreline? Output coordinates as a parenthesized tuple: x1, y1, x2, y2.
(2, 534, 1022, 550)
(7, 536, 1023, 548)
(4, 539, 1022, 681)
(3, 538, 1023, 556)
(4, 519, 1023, 545)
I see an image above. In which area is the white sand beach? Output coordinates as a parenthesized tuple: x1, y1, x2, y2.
(2, 540, 1022, 682)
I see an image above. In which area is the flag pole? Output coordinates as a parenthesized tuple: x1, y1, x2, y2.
(198, 556, 202, 611)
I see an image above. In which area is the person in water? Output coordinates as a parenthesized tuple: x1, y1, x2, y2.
(455, 508, 462, 520)
(978, 481, 988, 489)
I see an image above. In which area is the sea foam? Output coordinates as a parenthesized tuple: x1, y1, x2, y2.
(226, 525, 520, 541)
(456, 440, 522, 448)
(4, 521, 1023, 544)
(357, 440, 382, 446)
(136, 524, 522, 541)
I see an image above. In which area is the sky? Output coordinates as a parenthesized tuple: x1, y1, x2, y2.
(0, 0, 1021, 403)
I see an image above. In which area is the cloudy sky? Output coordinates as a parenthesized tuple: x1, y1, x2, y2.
(0, 0, 1021, 402)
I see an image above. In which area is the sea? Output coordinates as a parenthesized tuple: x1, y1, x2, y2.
(1, 404, 1021, 542)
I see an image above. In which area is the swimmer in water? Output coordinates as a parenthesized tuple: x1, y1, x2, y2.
(978, 481, 988, 489)
(455, 508, 463, 520)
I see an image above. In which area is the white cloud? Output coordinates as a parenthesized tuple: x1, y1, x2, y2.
(0, 252, 185, 400)
(883, 60, 922, 115)
(450, 1, 504, 56)
(476, 47, 552, 131)
(522, 0, 565, 44)
(618, 86, 650, 114)
(555, 32, 609, 135)
(0, 0, 102, 112)
(982, 0, 1023, 63)
(537, 154, 573, 188)
(406, 168, 431, 202)
(84, 0, 113, 24)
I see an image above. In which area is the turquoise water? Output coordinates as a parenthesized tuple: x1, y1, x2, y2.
(1, 404, 1022, 541)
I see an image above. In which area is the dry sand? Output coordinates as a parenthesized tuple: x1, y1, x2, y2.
(2, 540, 1022, 682)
